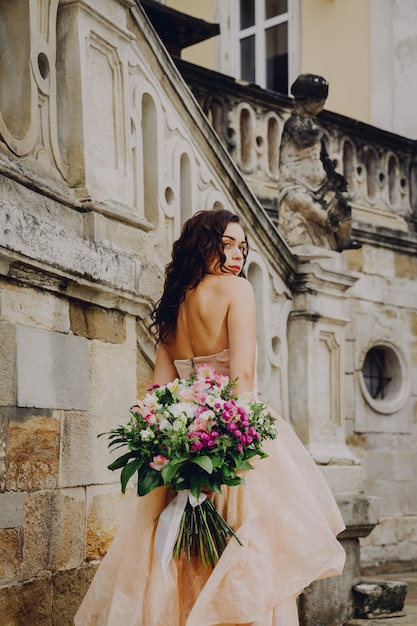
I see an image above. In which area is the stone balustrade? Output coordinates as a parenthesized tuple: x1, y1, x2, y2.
(175, 59, 417, 238)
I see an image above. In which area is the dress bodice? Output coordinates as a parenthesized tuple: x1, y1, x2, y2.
(174, 348, 230, 379)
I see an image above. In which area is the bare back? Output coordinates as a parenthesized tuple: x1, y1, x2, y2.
(165, 275, 232, 359)
(153, 274, 257, 394)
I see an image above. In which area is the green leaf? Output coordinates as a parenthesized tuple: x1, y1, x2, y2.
(108, 451, 139, 471)
(235, 459, 254, 472)
(190, 455, 213, 475)
(120, 458, 142, 493)
(161, 457, 187, 484)
(209, 455, 223, 468)
(190, 473, 205, 500)
(138, 465, 163, 496)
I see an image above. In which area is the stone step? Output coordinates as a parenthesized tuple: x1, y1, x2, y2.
(345, 605, 417, 625)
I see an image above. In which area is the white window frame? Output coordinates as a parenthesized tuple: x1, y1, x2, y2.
(228, 0, 300, 93)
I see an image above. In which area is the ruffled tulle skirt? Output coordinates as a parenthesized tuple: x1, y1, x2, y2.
(74, 412, 346, 626)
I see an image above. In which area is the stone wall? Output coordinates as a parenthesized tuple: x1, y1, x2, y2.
(345, 245, 417, 573)
(0, 1, 295, 623)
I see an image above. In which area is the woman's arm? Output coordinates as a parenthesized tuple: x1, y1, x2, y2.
(152, 343, 178, 386)
(226, 277, 257, 394)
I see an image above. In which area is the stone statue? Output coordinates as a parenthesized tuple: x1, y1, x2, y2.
(278, 74, 360, 252)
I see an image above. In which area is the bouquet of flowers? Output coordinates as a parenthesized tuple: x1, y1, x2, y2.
(102, 364, 277, 569)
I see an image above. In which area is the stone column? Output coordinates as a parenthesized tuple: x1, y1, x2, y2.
(287, 244, 362, 493)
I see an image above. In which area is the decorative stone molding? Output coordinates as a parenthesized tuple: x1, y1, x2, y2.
(0, 0, 65, 179)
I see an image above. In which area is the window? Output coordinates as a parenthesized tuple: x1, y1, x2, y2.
(237, 0, 290, 94)
(362, 347, 393, 400)
(359, 343, 409, 415)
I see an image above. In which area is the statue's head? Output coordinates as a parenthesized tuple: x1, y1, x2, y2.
(290, 74, 329, 102)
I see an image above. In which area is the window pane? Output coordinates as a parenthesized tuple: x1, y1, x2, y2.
(265, 0, 288, 19)
(240, 35, 255, 84)
(266, 23, 288, 94)
(240, 0, 255, 29)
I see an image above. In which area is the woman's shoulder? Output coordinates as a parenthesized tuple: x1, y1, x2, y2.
(215, 275, 254, 299)
(205, 273, 251, 288)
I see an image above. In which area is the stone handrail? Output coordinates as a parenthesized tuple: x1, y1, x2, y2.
(175, 58, 417, 241)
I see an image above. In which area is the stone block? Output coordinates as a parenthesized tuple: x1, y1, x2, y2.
(0, 407, 10, 491)
(21, 489, 85, 579)
(396, 516, 417, 543)
(70, 301, 126, 343)
(345, 247, 363, 274)
(16, 326, 89, 410)
(352, 580, 407, 619)
(319, 464, 364, 495)
(393, 449, 414, 481)
(136, 346, 153, 398)
(336, 493, 379, 539)
(89, 318, 137, 417)
(367, 517, 397, 547)
(0, 283, 70, 332)
(60, 410, 118, 487)
(0, 528, 22, 585)
(6, 413, 60, 491)
(363, 449, 393, 483)
(85, 485, 132, 560)
(0, 321, 16, 406)
(52, 565, 98, 626)
(362, 246, 395, 278)
(395, 251, 417, 279)
(0, 575, 52, 626)
(0, 493, 25, 529)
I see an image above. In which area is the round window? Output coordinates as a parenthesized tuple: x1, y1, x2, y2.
(360, 343, 409, 414)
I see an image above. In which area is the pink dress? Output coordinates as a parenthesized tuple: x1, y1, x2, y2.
(74, 350, 346, 626)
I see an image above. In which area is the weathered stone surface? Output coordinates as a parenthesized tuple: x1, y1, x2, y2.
(0, 283, 70, 332)
(89, 316, 137, 417)
(0, 528, 22, 585)
(16, 326, 89, 410)
(21, 489, 85, 579)
(353, 580, 407, 618)
(395, 252, 417, 279)
(0, 575, 52, 626)
(362, 245, 396, 278)
(85, 485, 132, 560)
(346, 606, 417, 626)
(6, 413, 60, 491)
(70, 301, 126, 343)
(0, 493, 25, 529)
(0, 321, 16, 407)
(0, 407, 10, 491)
(52, 565, 98, 626)
(0, 182, 140, 295)
(60, 410, 116, 488)
(345, 247, 363, 273)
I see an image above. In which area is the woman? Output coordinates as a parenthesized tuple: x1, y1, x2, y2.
(75, 209, 345, 626)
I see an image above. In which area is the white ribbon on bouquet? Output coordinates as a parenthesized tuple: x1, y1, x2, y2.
(154, 490, 207, 574)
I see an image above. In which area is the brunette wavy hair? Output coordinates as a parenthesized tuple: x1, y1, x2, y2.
(151, 209, 248, 344)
